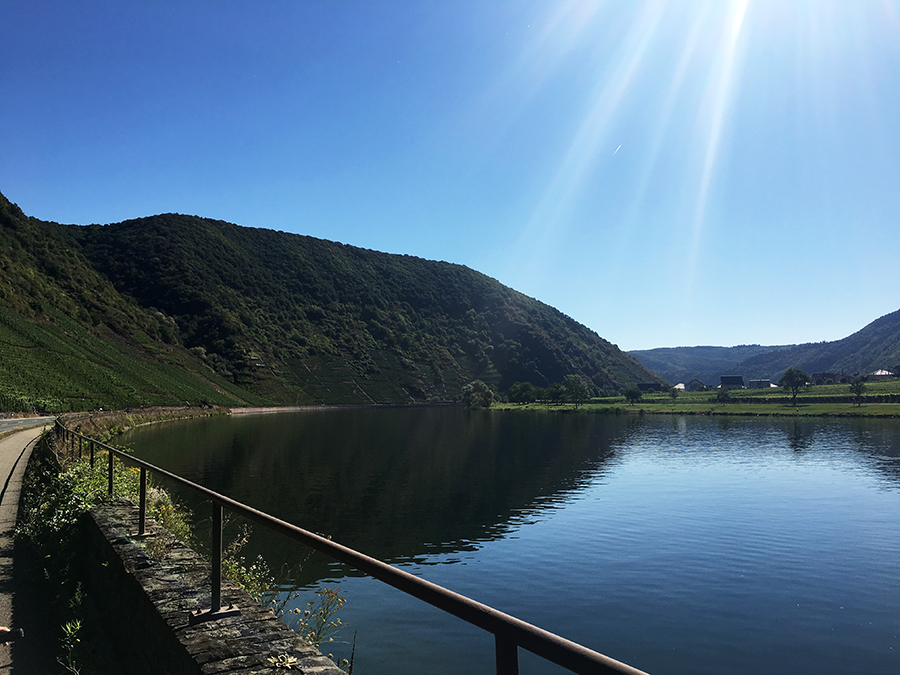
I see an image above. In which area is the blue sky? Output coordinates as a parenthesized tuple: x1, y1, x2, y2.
(3, 1, 899, 350)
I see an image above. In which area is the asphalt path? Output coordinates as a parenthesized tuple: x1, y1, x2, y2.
(0, 421, 57, 673)
(0, 419, 55, 436)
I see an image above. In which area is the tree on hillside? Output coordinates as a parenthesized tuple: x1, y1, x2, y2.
(849, 376, 866, 406)
(546, 382, 565, 405)
(507, 381, 536, 404)
(562, 374, 591, 407)
(778, 367, 810, 406)
(461, 380, 494, 409)
(624, 387, 643, 405)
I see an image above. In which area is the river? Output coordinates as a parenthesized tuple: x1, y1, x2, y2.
(118, 408, 900, 675)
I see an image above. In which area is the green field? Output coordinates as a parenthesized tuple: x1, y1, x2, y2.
(498, 380, 900, 418)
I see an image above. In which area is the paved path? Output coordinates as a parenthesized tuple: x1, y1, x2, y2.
(0, 420, 56, 673)
(0, 418, 54, 436)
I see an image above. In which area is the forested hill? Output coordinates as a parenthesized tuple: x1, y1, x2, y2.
(1, 191, 663, 410)
(630, 309, 900, 385)
(735, 309, 900, 380)
(0, 194, 269, 411)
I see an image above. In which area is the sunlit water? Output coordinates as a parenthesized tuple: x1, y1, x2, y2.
(118, 409, 900, 675)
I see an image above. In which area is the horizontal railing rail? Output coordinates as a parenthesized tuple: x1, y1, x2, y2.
(53, 420, 650, 675)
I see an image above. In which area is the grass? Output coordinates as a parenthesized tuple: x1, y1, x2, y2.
(496, 380, 900, 418)
(0, 305, 271, 413)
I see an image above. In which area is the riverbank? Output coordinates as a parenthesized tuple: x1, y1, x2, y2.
(230, 404, 366, 415)
(494, 401, 900, 418)
(497, 380, 900, 418)
(30, 396, 900, 430)
(59, 405, 227, 441)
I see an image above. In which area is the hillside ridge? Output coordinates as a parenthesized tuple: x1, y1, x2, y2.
(630, 310, 900, 385)
(1, 191, 663, 411)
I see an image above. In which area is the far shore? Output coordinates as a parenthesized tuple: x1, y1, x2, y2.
(229, 405, 339, 415)
(228, 402, 457, 415)
(8, 397, 900, 425)
(233, 401, 900, 420)
(495, 401, 900, 419)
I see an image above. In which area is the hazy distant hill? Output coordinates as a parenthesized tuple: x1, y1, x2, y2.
(630, 310, 900, 385)
(736, 310, 900, 380)
(0, 191, 663, 411)
(627, 345, 793, 386)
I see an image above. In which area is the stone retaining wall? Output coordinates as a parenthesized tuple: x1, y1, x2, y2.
(82, 500, 345, 675)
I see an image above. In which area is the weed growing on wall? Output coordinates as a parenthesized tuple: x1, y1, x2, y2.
(220, 522, 353, 669)
(288, 588, 354, 672)
(291, 588, 347, 648)
(221, 522, 304, 617)
(58, 618, 84, 675)
(25, 420, 352, 670)
(16, 434, 117, 674)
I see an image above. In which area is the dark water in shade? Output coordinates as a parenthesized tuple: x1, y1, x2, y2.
(118, 409, 900, 675)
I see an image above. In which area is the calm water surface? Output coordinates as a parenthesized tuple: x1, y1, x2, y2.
(119, 409, 900, 675)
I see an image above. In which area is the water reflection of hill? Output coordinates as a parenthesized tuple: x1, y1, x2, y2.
(120, 408, 637, 580)
(775, 417, 900, 483)
(120, 411, 900, 584)
(694, 415, 900, 485)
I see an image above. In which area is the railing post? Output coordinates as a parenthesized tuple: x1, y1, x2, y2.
(138, 468, 147, 536)
(190, 499, 238, 625)
(90, 440, 95, 469)
(211, 502, 223, 613)
(496, 634, 519, 675)
(78, 434, 83, 459)
(107, 449, 114, 497)
(190, 500, 238, 625)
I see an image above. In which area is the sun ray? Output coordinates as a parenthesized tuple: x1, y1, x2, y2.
(458, 0, 607, 168)
(684, 0, 750, 291)
(612, 2, 711, 262)
(506, 0, 669, 281)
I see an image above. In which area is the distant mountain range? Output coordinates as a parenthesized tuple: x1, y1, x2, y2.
(0, 191, 663, 411)
(630, 310, 900, 386)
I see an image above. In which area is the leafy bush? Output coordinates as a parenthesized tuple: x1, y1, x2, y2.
(623, 387, 643, 404)
(461, 380, 495, 409)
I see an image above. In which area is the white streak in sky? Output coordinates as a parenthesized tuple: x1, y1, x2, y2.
(687, 0, 750, 281)
(509, 0, 668, 282)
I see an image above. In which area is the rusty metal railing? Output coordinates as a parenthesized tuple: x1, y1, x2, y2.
(53, 420, 649, 675)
